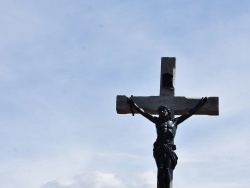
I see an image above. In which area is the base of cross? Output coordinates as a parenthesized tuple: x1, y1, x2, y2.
(116, 95, 219, 115)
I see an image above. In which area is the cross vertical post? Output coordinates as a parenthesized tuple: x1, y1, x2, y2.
(160, 57, 176, 118)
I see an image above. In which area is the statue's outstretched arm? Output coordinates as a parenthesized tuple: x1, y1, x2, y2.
(176, 97, 207, 125)
(127, 96, 156, 123)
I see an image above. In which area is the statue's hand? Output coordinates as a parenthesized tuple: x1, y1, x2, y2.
(127, 95, 135, 106)
(199, 97, 208, 105)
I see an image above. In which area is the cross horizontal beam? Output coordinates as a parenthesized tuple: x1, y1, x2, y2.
(116, 95, 219, 116)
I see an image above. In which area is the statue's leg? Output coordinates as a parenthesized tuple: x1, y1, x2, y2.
(154, 147, 173, 188)
(157, 168, 164, 188)
(154, 148, 164, 188)
(154, 155, 164, 188)
(162, 156, 173, 188)
(157, 166, 172, 188)
(166, 167, 173, 188)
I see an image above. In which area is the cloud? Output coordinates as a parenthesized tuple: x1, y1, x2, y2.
(42, 172, 124, 188)
(41, 171, 156, 188)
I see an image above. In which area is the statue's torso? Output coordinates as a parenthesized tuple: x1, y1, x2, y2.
(155, 119, 177, 148)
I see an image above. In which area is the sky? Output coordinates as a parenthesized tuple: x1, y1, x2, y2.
(0, 0, 250, 188)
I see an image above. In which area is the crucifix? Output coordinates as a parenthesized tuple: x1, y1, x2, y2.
(116, 57, 219, 188)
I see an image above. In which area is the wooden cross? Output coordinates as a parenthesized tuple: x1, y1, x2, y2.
(116, 57, 219, 116)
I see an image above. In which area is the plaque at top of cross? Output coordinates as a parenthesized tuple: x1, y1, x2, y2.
(116, 57, 219, 116)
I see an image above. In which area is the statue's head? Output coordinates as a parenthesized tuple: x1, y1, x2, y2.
(158, 105, 171, 119)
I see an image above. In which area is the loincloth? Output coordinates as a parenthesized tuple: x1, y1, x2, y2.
(153, 144, 178, 170)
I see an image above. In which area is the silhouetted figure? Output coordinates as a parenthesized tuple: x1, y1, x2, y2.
(127, 96, 207, 188)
